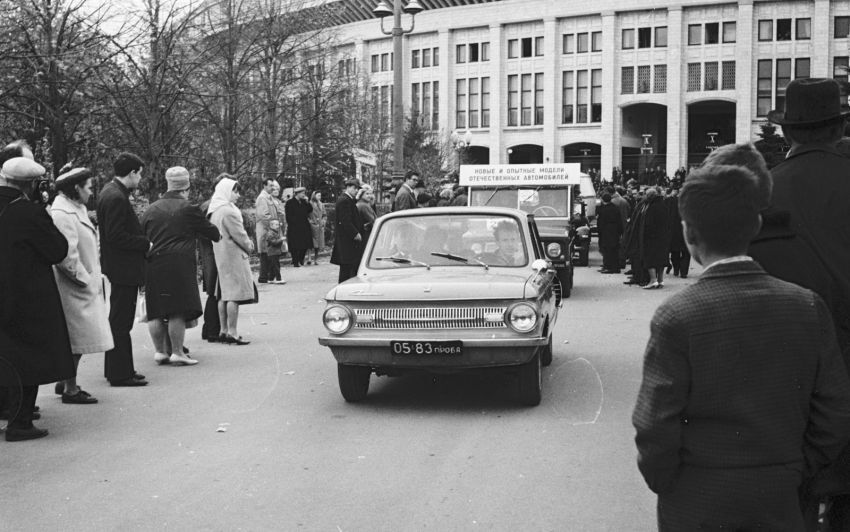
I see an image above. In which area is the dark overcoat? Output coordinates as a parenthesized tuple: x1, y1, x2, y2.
(639, 195, 671, 268)
(285, 197, 313, 250)
(666, 196, 686, 252)
(0, 187, 75, 386)
(633, 261, 850, 530)
(595, 202, 623, 249)
(330, 192, 363, 266)
(141, 192, 220, 321)
(199, 199, 217, 296)
(97, 179, 149, 286)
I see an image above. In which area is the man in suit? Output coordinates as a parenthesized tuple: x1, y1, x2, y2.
(97, 152, 151, 387)
(595, 192, 623, 273)
(254, 177, 279, 283)
(330, 179, 363, 283)
(632, 165, 850, 530)
(391, 170, 418, 212)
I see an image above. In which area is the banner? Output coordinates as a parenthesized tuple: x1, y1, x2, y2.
(459, 164, 582, 187)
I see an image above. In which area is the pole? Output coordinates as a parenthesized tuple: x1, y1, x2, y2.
(391, 0, 404, 181)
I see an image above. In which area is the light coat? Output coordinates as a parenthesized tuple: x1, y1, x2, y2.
(209, 179, 255, 302)
(50, 194, 114, 354)
(254, 189, 279, 254)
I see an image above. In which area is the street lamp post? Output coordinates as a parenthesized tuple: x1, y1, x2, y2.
(373, 0, 423, 182)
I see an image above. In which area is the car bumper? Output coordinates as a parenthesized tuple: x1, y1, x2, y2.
(318, 336, 546, 368)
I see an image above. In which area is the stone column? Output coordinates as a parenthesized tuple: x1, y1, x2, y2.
(812, 0, 831, 77)
(735, 0, 755, 143)
(543, 17, 558, 162)
(600, 11, 618, 178)
(437, 29, 451, 136)
(666, 6, 685, 175)
(489, 23, 505, 163)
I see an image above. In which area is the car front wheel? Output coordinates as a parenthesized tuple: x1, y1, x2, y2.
(540, 334, 553, 367)
(338, 364, 371, 402)
(517, 352, 542, 406)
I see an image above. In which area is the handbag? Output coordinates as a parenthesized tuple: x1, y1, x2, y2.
(135, 293, 148, 323)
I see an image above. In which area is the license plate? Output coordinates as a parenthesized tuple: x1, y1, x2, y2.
(390, 340, 463, 356)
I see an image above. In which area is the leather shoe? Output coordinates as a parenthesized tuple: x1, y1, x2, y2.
(222, 334, 250, 346)
(154, 352, 170, 365)
(169, 352, 198, 366)
(5, 426, 48, 442)
(206, 335, 220, 343)
(134, 372, 146, 380)
(110, 377, 148, 387)
(62, 389, 98, 404)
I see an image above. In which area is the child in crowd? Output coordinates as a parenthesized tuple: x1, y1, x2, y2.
(265, 219, 285, 284)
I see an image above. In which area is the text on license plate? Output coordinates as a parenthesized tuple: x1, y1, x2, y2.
(390, 340, 463, 355)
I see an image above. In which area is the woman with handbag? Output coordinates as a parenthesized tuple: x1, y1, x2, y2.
(208, 177, 255, 346)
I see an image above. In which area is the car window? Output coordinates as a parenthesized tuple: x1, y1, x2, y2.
(367, 215, 528, 268)
(470, 188, 568, 216)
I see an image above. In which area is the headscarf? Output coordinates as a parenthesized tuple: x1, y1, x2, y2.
(207, 177, 237, 216)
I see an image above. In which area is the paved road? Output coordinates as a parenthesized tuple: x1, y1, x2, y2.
(1, 252, 702, 531)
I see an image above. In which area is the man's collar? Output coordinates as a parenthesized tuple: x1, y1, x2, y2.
(785, 142, 842, 160)
(112, 178, 131, 195)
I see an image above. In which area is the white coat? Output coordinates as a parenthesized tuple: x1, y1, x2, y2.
(209, 179, 255, 302)
(50, 194, 114, 354)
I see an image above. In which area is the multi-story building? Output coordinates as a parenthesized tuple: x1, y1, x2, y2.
(327, 0, 850, 177)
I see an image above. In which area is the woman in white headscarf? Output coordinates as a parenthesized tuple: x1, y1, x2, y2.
(208, 178, 255, 345)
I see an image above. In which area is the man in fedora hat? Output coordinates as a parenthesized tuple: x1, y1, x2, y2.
(767, 77, 850, 527)
(0, 155, 75, 441)
(330, 179, 363, 283)
(285, 186, 313, 268)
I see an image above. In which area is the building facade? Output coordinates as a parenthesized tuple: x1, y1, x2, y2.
(329, 0, 850, 177)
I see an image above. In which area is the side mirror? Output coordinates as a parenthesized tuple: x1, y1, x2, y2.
(531, 258, 549, 273)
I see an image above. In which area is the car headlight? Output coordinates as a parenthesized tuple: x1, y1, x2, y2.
(506, 303, 538, 333)
(546, 242, 562, 258)
(323, 305, 353, 334)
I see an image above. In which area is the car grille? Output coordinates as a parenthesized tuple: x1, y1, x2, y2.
(354, 306, 507, 329)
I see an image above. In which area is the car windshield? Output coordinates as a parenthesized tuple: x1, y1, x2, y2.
(368, 214, 528, 269)
(469, 188, 569, 217)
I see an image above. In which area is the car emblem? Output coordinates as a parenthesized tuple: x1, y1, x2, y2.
(423, 285, 432, 293)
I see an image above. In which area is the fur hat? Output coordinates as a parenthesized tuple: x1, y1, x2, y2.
(165, 166, 190, 191)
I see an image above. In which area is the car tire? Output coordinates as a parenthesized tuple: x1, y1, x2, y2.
(338, 364, 370, 402)
(517, 352, 542, 406)
(540, 334, 553, 367)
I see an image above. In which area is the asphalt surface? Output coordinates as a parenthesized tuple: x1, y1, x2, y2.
(1, 250, 703, 531)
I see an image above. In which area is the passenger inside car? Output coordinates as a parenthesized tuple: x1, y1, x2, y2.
(479, 220, 525, 266)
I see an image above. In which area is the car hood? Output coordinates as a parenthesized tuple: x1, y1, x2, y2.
(327, 268, 535, 302)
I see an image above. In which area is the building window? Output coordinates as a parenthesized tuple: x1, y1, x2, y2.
(721, 61, 735, 90)
(637, 65, 651, 93)
(481, 42, 490, 61)
(432, 81, 439, 129)
(469, 43, 479, 62)
(412, 50, 420, 69)
(577, 33, 588, 53)
(638, 27, 652, 48)
(621, 66, 634, 94)
(795, 58, 810, 79)
(562, 71, 574, 124)
(411, 83, 420, 115)
(622, 29, 634, 49)
(836, 17, 850, 39)
(508, 74, 518, 126)
(687, 63, 701, 91)
(422, 82, 431, 129)
(381, 53, 390, 71)
(591, 69, 602, 122)
(508, 39, 518, 59)
(758, 20, 773, 41)
(535, 36, 544, 56)
(723, 22, 736, 43)
(776, 19, 792, 41)
(835, 57, 849, 81)
(456, 44, 467, 64)
(592, 31, 602, 52)
(469, 78, 479, 128)
(522, 37, 533, 57)
(456, 79, 467, 128)
(576, 70, 588, 123)
(563, 34, 574, 54)
(534, 73, 544, 125)
(422, 48, 431, 68)
(704, 61, 719, 90)
(655, 26, 667, 47)
(371, 54, 379, 72)
(796, 18, 811, 40)
(520, 73, 532, 125)
(776, 58, 792, 113)
(481, 78, 490, 127)
(688, 24, 701, 45)
(757, 59, 772, 116)
(654, 64, 667, 93)
(705, 23, 719, 44)
(433, 47, 439, 66)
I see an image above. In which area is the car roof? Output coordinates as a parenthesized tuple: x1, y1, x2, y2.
(379, 206, 530, 222)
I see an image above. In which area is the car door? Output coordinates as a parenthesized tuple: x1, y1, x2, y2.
(527, 217, 557, 318)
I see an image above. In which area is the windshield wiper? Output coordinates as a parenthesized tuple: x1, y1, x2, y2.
(430, 252, 489, 270)
(483, 187, 503, 206)
(375, 256, 431, 269)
